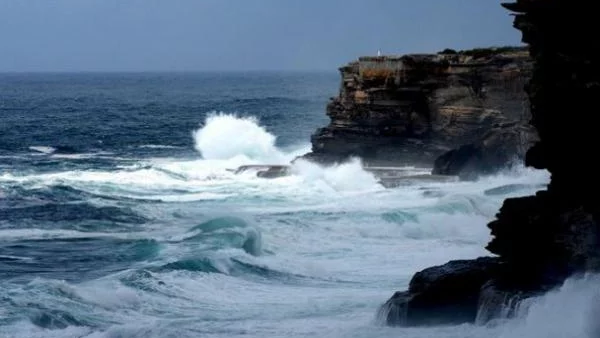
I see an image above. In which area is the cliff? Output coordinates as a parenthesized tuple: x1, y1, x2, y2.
(380, 0, 600, 327)
(489, 0, 600, 285)
(302, 48, 534, 167)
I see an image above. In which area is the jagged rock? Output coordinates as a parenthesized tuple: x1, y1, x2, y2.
(233, 165, 291, 178)
(303, 49, 532, 166)
(431, 122, 537, 179)
(488, 193, 600, 282)
(256, 166, 290, 178)
(379, 257, 500, 326)
(381, 0, 600, 327)
(488, 0, 600, 282)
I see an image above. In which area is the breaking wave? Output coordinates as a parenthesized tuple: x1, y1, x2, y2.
(499, 274, 600, 338)
(193, 113, 285, 163)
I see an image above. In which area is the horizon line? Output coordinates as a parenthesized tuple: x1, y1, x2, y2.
(0, 69, 339, 74)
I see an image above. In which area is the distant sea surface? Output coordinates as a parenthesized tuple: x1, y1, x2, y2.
(1, 72, 590, 338)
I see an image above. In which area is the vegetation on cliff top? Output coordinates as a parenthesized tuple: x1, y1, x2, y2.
(438, 46, 528, 58)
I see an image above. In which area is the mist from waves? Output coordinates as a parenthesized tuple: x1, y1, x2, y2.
(496, 274, 600, 338)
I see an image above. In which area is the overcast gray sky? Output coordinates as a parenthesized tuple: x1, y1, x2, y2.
(0, 0, 521, 72)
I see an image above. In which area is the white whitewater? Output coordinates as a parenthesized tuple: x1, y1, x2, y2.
(28, 146, 56, 154)
(3, 114, 593, 338)
(498, 274, 600, 338)
(194, 112, 289, 163)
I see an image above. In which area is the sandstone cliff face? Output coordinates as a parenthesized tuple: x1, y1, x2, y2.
(381, 0, 600, 327)
(303, 49, 533, 166)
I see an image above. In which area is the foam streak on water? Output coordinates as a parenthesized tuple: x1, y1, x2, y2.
(0, 75, 577, 338)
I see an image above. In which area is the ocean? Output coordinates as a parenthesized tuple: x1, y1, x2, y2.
(0, 72, 596, 338)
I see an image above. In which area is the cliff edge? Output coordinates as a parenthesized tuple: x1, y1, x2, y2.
(302, 47, 534, 168)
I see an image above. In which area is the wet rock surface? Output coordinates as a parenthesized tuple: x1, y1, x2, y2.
(380, 258, 501, 326)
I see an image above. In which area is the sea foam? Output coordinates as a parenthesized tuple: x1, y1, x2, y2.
(193, 113, 284, 163)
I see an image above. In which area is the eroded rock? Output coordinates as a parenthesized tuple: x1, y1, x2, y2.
(432, 122, 537, 179)
(303, 49, 532, 167)
(379, 257, 501, 326)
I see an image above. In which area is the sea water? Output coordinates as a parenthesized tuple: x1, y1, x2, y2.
(0, 73, 596, 338)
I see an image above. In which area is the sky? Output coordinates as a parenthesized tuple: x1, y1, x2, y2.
(0, 0, 522, 72)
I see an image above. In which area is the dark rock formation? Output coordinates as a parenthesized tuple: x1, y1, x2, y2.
(302, 48, 532, 167)
(255, 166, 290, 178)
(379, 258, 500, 326)
(432, 122, 537, 179)
(488, 0, 600, 284)
(381, 0, 600, 327)
(231, 165, 291, 178)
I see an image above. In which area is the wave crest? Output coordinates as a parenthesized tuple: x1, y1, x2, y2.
(193, 113, 282, 162)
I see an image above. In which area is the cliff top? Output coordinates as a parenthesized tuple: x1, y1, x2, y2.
(341, 46, 529, 81)
(439, 45, 528, 58)
(351, 46, 528, 67)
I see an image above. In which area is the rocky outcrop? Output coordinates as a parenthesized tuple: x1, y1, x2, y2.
(379, 258, 501, 326)
(302, 48, 532, 167)
(488, 0, 600, 284)
(432, 122, 537, 179)
(381, 0, 600, 327)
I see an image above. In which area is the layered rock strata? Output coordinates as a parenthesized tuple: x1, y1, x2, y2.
(303, 48, 533, 167)
(381, 0, 600, 326)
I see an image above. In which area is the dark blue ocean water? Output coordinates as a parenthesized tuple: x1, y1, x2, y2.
(0, 73, 563, 338)
(0, 72, 334, 161)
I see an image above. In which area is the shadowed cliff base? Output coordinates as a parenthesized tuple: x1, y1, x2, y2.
(380, 0, 600, 327)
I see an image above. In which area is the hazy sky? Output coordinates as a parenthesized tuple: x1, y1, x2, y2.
(0, 0, 521, 72)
